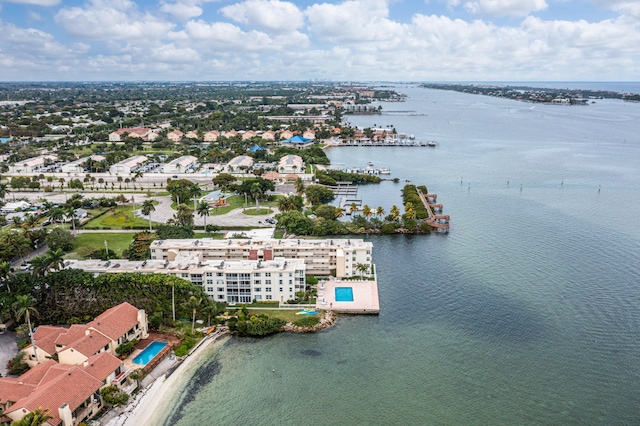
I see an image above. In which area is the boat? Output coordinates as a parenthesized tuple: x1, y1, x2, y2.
(367, 161, 374, 167)
(427, 141, 437, 147)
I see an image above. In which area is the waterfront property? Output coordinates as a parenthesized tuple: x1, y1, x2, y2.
(316, 277, 379, 314)
(148, 238, 374, 279)
(65, 256, 307, 304)
(23, 302, 149, 367)
(132, 341, 168, 366)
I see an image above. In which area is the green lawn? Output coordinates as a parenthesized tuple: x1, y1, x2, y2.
(66, 232, 136, 259)
(83, 205, 149, 229)
(246, 309, 321, 323)
(193, 232, 225, 239)
(242, 208, 273, 215)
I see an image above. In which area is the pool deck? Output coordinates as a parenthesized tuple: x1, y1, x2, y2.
(316, 277, 380, 314)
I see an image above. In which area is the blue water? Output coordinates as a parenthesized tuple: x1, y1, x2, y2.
(297, 310, 319, 315)
(154, 85, 640, 426)
(133, 341, 167, 365)
(335, 287, 354, 302)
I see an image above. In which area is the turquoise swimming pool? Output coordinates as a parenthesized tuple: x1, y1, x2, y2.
(335, 287, 354, 302)
(133, 341, 167, 365)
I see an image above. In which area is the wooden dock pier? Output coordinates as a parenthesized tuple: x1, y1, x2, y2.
(417, 188, 450, 231)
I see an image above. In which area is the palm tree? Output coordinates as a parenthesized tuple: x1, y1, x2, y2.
(45, 248, 65, 272)
(23, 213, 39, 229)
(201, 302, 219, 327)
(355, 262, 369, 279)
(390, 205, 400, 221)
(404, 202, 416, 220)
(49, 207, 65, 226)
(197, 201, 210, 230)
(376, 206, 385, 218)
(349, 202, 359, 215)
(294, 177, 305, 196)
(250, 182, 263, 212)
(0, 261, 13, 293)
(188, 296, 202, 333)
(11, 407, 53, 426)
(362, 205, 372, 219)
(189, 184, 202, 211)
(65, 206, 77, 235)
(277, 196, 297, 212)
(28, 255, 50, 277)
(13, 294, 40, 363)
(0, 182, 9, 200)
(141, 200, 155, 232)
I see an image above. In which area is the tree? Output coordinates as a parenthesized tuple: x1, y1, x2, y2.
(45, 248, 65, 272)
(11, 407, 53, 426)
(250, 182, 264, 211)
(13, 294, 39, 363)
(376, 206, 385, 218)
(49, 207, 65, 226)
(390, 205, 400, 221)
(188, 184, 202, 211)
(188, 296, 202, 333)
(349, 202, 359, 215)
(212, 173, 236, 191)
(196, 201, 210, 229)
(202, 302, 219, 327)
(101, 385, 129, 407)
(28, 255, 50, 277)
(0, 182, 10, 200)
(294, 177, 305, 196)
(141, 200, 156, 232)
(169, 204, 194, 227)
(45, 228, 74, 252)
(404, 202, 416, 220)
(65, 206, 77, 235)
(304, 185, 334, 205)
(0, 261, 13, 293)
(355, 263, 369, 279)
(362, 205, 372, 219)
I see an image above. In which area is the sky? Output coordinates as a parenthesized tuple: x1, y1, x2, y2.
(0, 0, 639, 81)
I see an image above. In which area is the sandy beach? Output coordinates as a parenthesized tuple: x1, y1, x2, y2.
(106, 332, 229, 426)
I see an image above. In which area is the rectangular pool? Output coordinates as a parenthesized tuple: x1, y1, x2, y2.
(133, 341, 168, 365)
(335, 287, 354, 302)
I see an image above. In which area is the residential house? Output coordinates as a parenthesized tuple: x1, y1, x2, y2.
(167, 130, 183, 142)
(185, 130, 199, 140)
(278, 155, 304, 174)
(203, 130, 220, 142)
(108, 128, 154, 142)
(224, 155, 253, 173)
(9, 155, 57, 173)
(241, 130, 257, 141)
(303, 130, 316, 140)
(261, 130, 276, 141)
(2, 352, 124, 426)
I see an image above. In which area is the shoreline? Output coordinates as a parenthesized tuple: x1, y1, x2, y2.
(106, 332, 229, 426)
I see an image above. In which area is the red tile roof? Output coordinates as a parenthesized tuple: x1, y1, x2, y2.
(31, 326, 66, 356)
(89, 302, 139, 341)
(64, 331, 111, 358)
(83, 352, 121, 382)
(7, 367, 102, 426)
(54, 324, 90, 347)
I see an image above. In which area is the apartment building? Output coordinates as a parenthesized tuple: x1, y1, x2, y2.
(148, 238, 373, 278)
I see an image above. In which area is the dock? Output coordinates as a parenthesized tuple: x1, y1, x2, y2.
(416, 188, 450, 231)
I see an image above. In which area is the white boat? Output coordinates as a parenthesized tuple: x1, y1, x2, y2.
(427, 141, 437, 147)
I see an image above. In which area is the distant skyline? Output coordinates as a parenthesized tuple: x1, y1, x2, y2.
(0, 0, 639, 81)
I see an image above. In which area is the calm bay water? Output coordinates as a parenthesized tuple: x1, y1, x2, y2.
(157, 86, 640, 425)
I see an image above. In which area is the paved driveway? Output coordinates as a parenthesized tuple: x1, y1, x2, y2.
(0, 331, 19, 376)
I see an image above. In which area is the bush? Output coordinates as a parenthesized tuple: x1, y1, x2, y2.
(380, 223, 397, 234)
(101, 385, 129, 407)
(115, 339, 138, 357)
(174, 336, 196, 357)
(293, 316, 320, 327)
(8, 352, 30, 376)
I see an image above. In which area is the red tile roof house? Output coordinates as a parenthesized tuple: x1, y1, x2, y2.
(1, 352, 124, 426)
(23, 302, 148, 367)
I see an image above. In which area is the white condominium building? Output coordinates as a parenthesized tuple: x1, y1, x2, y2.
(149, 238, 373, 278)
(65, 256, 305, 304)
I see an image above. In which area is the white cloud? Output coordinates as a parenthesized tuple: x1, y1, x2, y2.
(54, 0, 174, 41)
(305, 0, 405, 43)
(590, 0, 640, 17)
(0, 0, 59, 6)
(220, 0, 304, 33)
(160, 0, 218, 21)
(448, 0, 548, 17)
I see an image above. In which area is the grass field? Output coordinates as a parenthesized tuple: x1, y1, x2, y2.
(246, 309, 322, 323)
(66, 232, 136, 259)
(84, 205, 149, 229)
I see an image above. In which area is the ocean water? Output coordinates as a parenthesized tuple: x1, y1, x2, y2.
(156, 86, 640, 425)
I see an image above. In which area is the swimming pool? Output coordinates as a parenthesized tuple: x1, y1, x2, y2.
(133, 341, 168, 365)
(335, 287, 354, 302)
